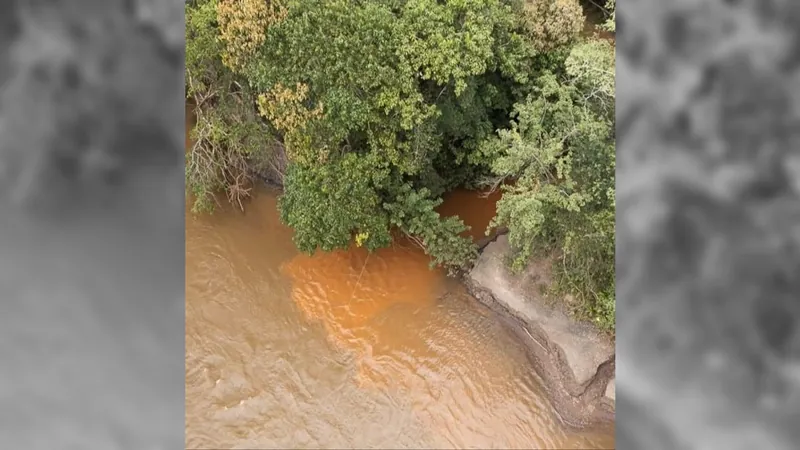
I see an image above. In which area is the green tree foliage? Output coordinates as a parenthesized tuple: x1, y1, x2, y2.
(229, 0, 537, 266)
(384, 185, 478, 272)
(603, 0, 616, 32)
(185, 0, 282, 213)
(520, 0, 584, 52)
(279, 152, 393, 253)
(482, 40, 616, 330)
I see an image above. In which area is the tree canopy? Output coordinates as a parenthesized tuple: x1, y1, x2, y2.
(185, 0, 616, 330)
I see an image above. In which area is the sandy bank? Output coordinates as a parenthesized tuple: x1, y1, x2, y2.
(463, 234, 615, 429)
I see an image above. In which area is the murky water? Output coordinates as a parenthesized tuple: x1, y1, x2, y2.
(185, 111, 615, 449)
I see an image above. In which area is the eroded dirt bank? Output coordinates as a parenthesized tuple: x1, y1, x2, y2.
(463, 234, 616, 429)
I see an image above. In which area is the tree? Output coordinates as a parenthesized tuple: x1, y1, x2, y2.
(230, 0, 537, 268)
(481, 39, 616, 330)
(520, 0, 585, 52)
(185, 0, 283, 213)
(603, 0, 616, 33)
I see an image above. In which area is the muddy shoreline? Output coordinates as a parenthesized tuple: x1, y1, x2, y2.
(460, 275, 615, 430)
(460, 231, 615, 431)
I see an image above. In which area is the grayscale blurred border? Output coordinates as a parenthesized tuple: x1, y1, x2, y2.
(0, 0, 184, 448)
(616, 0, 800, 449)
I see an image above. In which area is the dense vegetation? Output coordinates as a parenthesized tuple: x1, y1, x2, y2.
(186, 0, 616, 331)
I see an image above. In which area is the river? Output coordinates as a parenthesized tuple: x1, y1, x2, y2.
(185, 112, 615, 449)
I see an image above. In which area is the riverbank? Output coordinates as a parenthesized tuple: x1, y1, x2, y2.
(463, 234, 615, 429)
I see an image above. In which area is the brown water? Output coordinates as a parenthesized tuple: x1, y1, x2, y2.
(185, 113, 615, 449)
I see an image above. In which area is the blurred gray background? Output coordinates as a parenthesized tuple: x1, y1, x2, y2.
(0, 0, 184, 449)
(616, 0, 800, 449)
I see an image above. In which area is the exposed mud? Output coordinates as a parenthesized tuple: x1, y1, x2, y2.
(463, 235, 615, 430)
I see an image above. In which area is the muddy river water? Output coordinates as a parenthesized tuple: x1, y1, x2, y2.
(185, 113, 615, 449)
